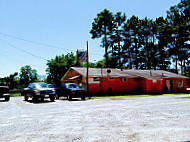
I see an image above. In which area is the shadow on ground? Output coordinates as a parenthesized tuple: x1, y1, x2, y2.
(23, 99, 55, 104)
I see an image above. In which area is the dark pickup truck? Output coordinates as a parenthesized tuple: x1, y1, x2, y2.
(55, 83, 86, 101)
(23, 82, 56, 102)
(0, 86, 10, 101)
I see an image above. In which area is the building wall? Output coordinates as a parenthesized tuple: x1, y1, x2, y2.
(145, 79, 162, 94)
(88, 77, 138, 95)
(138, 78, 146, 93)
(61, 69, 187, 95)
(161, 78, 187, 93)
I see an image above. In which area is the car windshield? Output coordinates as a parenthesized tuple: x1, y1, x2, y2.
(34, 83, 48, 88)
(67, 84, 79, 89)
(48, 84, 54, 88)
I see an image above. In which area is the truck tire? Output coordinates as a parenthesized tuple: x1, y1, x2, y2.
(56, 94, 59, 100)
(81, 95, 85, 100)
(41, 97, 44, 102)
(24, 95, 28, 101)
(68, 94, 72, 101)
(33, 96, 38, 103)
(50, 96, 55, 102)
(5, 96, 10, 101)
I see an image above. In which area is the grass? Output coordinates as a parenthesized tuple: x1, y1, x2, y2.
(10, 93, 22, 97)
(90, 93, 190, 99)
(178, 96, 190, 99)
(91, 94, 159, 99)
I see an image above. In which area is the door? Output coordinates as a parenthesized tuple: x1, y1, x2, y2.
(165, 80, 174, 93)
(170, 80, 174, 93)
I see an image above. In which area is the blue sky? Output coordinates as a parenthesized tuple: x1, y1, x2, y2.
(0, 0, 180, 77)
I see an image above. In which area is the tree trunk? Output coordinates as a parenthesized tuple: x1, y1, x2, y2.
(184, 59, 186, 76)
(175, 55, 178, 73)
(104, 24, 109, 68)
(135, 40, 138, 69)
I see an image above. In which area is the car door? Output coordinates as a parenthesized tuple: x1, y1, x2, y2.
(61, 84, 67, 96)
(27, 83, 34, 96)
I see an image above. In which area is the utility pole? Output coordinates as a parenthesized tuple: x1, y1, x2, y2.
(86, 41, 89, 98)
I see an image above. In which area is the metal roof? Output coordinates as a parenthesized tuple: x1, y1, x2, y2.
(71, 67, 188, 79)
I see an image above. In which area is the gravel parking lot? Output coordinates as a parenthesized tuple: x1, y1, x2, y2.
(0, 95, 190, 142)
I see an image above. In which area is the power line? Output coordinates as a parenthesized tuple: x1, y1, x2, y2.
(0, 32, 72, 52)
(0, 40, 47, 61)
(0, 51, 45, 68)
(0, 32, 103, 56)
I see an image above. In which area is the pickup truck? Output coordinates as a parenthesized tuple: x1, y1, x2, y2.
(23, 82, 56, 102)
(55, 83, 86, 101)
(0, 85, 10, 101)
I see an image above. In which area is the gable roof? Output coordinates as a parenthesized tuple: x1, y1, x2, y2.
(70, 67, 188, 79)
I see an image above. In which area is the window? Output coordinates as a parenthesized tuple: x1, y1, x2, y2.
(121, 77, 127, 82)
(28, 83, 33, 88)
(93, 77, 99, 81)
(68, 84, 79, 89)
(152, 80, 157, 83)
(133, 78, 139, 81)
(176, 80, 184, 89)
(109, 77, 115, 80)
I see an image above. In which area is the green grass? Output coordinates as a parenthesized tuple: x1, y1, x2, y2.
(90, 94, 159, 99)
(178, 96, 190, 99)
(90, 93, 190, 99)
(10, 93, 22, 97)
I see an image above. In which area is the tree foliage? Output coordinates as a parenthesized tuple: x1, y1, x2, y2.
(46, 52, 76, 87)
(19, 65, 38, 87)
(90, 9, 114, 67)
(90, 0, 190, 75)
(0, 72, 18, 89)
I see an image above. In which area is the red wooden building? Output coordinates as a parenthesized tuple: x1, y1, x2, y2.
(61, 67, 187, 95)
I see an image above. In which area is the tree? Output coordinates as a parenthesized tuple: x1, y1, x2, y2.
(123, 15, 142, 69)
(19, 65, 38, 87)
(90, 9, 114, 67)
(110, 12, 126, 68)
(156, 17, 171, 70)
(46, 52, 76, 87)
(0, 72, 19, 89)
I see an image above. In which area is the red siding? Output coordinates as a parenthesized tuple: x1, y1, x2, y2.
(139, 78, 146, 93)
(88, 77, 187, 95)
(161, 78, 187, 93)
(88, 77, 138, 95)
(146, 80, 162, 94)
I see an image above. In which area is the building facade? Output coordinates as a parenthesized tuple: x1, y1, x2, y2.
(61, 67, 187, 95)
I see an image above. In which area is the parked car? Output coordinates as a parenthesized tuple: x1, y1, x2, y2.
(0, 85, 10, 101)
(55, 83, 86, 101)
(23, 82, 56, 102)
(47, 84, 54, 88)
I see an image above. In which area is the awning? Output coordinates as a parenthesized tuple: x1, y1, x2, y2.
(69, 75, 80, 80)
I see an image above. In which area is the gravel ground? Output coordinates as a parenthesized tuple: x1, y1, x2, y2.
(0, 95, 190, 142)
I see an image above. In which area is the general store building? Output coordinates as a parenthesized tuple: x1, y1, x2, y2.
(61, 67, 187, 95)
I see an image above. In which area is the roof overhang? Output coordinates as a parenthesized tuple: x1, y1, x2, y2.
(69, 75, 80, 80)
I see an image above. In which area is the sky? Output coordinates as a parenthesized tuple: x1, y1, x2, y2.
(0, 0, 181, 78)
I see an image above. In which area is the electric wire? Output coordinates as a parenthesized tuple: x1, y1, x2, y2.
(0, 51, 45, 68)
(1, 40, 47, 61)
(0, 32, 103, 56)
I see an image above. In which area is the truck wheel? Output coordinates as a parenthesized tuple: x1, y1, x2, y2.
(33, 96, 38, 103)
(81, 95, 85, 100)
(41, 97, 44, 102)
(24, 95, 28, 101)
(50, 96, 55, 102)
(56, 94, 59, 100)
(5, 96, 10, 101)
(68, 94, 72, 101)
